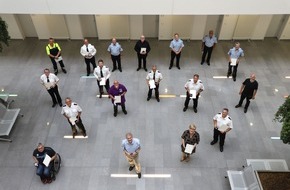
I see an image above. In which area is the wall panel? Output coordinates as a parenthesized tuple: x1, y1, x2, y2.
(143, 15, 158, 38)
(80, 15, 98, 38)
(278, 15, 290, 39)
(129, 15, 143, 40)
(265, 15, 285, 37)
(219, 15, 239, 40)
(65, 15, 83, 39)
(0, 14, 24, 39)
(251, 15, 273, 40)
(17, 14, 37, 37)
(233, 15, 259, 40)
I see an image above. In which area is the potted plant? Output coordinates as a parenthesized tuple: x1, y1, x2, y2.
(274, 96, 290, 144)
(0, 17, 10, 52)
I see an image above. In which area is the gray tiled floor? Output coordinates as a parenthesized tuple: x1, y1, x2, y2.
(0, 38, 290, 190)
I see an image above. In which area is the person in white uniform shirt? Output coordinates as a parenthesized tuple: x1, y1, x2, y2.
(146, 65, 163, 102)
(201, 30, 217, 66)
(61, 97, 87, 138)
(183, 74, 204, 113)
(80, 39, 97, 76)
(93, 59, 111, 98)
(40, 68, 63, 107)
(210, 108, 233, 152)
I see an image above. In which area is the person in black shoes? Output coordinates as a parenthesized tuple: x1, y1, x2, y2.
(46, 38, 67, 75)
(134, 35, 151, 71)
(201, 30, 217, 66)
(107, 38, 123, 72)
(93, 59, 111, 98)
(227, 42, 244, 81)
(61, 97, 87, 138)
(146, 65, 163, 102)
(32, 143, 57, 184)
(80, 38, 97, 76)
(121, 133, 141, 178)
(210, 108, 233, 152)
(183, 74, 204, 113)
(40, 68, 63, 107)
(169, 33, 184, 70)
(108, 80, 127, 117)
(235, 73, 258, 113)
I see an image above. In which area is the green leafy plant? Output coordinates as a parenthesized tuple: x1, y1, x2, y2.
(274, 96, 290, 144)
(0, 17, 10, 52)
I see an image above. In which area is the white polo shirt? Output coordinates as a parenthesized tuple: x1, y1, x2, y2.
(184, 79, 204, 91)
(40, 73, 59, 85)
(213, 113, 233, 129)
(61, 102, 82, 118)
(80, 44, 97, 59)
(93, 66, 111, 80)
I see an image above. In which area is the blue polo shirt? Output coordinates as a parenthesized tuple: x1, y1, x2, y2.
(122, 138, 140, 154)
(202, 35, 217, 47)
(107, 42, 123, 56)
(228, 47, 244, 59)
(169, 39, 184, 52)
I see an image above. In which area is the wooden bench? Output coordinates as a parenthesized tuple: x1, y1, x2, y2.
(0, 97, 21, 142)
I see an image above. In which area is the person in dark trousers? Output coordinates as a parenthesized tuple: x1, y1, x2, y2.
(80, 39, 97, 76)
(201, 30, 217, 66)
(146, 65, 162, 102)
(134, 35, 151, 71)
(107, 38, 123, 72)
(108, 80, 127, 117)
(93, 59, 111, 98)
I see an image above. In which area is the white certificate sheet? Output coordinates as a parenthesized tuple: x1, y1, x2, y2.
(230, 58, 237, 66)
(190, 90, 196, 99)
(184, 143, 196, 154)
(114, 96, 121, 104)
(55, 56, 63, 62)
(218, 125, 229, 133)
(149, 80, 156, 89)
(43, 154, 52, 167)
(44, 82, 54, 89)
(100, 78, 106, 86)
(140, 48, 146, 54)
(69, 117, 77, 125)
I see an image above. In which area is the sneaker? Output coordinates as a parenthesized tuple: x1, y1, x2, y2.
(129, 165, 135, 171)
(137, 173, 141, 179)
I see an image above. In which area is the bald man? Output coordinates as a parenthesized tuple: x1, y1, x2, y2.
(108, 80, 127, 117)
(134, 35, 151, 71)
(80, 39, 97, 76)
(107, 38, 123, 72)
(235, 74, 258, 113)
(201, 30, 217, 66)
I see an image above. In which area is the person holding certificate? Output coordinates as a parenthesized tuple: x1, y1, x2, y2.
(146, 65, 163, 102)
(183, 74, 204, 113)
(32, 143, 57, 184)
(180, 124, 200, 162)
(169, 33, 184, 70)
(80, 39, 97, 76)
(227, 42, 244, 81)
(45, 38, 67, 75)
(40, 68, 63, 107)
(210, 108, 233, 152)
(93, 59, 111, 98)
(108, 80, 127, 117)
(61, 97, 87, 138)
(134, 35, 151, 71)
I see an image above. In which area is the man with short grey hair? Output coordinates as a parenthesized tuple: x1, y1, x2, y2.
(201, 30, 217, 66)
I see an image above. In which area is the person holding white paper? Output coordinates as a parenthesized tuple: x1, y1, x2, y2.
(80, 39, 97, 76)
(210, 108, 233, 152)
(61, 97, 87, 138)
(227, 42, 244, 81)
(108, 80, 127, 117)
(183, 74, 204, 113)
(134, 35, 151, 71)
(180, 124, 200, 162)
(40, 68, 63, 108)
(93, 59, 111, 98)
(45, 38, 67, 75)
(146, 65, 163, 102)
(32, 143, 56, 184)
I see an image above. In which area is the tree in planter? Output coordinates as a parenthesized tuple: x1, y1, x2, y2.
(274, 96, 290, 144)
(0, 17, 10, 52)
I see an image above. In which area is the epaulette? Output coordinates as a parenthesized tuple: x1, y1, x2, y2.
(63, 105, 66, 107)
(228, 116, 232, 120)
(73, 103, 77, 105)
(149, 71, 152, 73)
(157, 70, 160, 73)
(199, 80, 203, 83)
(218, 112, 221, 115)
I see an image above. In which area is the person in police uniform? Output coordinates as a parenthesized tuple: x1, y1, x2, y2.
(201, 30, 217, 66)
(61, 97, 87, 138)
(210, 108, 233, 152)
(80, 39, 97, 76)
(183, 74, 204, 113)
(40, 68, 63, 107)
(146, 65, 163, 102)
(107, 38, 123, 72)
(227, 42, 244, 81)
(46, 38, 67, 75)
(93, 59, 111, 98)
(169, 33, 184, 70)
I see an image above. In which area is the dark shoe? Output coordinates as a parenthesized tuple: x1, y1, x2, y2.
(129, 165, 135, 171)
(147, 98, 150, 101)
(177, 66, 181, 70)
(87, 73, 90, 76)
(112, 69, 116, 72)
(62, 68, 67, 74)
(54, 70, 58, 75)
(169, 66, 172, 70)
(144, 68, 148, 72)
(220, 146, 224, 152)
(114, 113, 117, 117)
(59, 103, 63, 107)
(193, 108, 197, 113)
(138, 173, 141, 179)
(235, 104, 241, 108)
(183, 107, 187, 112)
(99, 94, 102, 98)
(136, 68, 140, 71)
(200, 62, 204, 65)
(119, 68, 122, 72)
(82, 132, 87, 137)
(244, 108, 248, 113)
(46, 179, 52, 184)
(227, 74, 229, 78)
(233, 78, 236, 82)
(210, 141, 217, 145)
(72, 132, 77, 139)
(207, 62, 210, 66)
(123, 110, 127, 115)
(157, 98, 160, 102)
(41, 179, 47, 184)
(52, 103, 57, 108)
